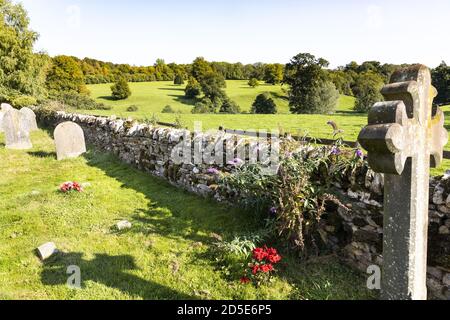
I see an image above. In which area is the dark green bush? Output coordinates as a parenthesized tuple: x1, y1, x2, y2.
(162, 105, 175, 113)
(127, 105, 139, 112)
(111, 77, 131, 100)
(251, 93, 277, 114)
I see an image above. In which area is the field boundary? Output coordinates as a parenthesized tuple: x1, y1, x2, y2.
(220, 127, 450, 160)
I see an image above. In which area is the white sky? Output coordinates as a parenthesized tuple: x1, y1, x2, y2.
(17, 0, 450, 68)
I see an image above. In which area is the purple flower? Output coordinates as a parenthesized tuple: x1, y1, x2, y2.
(269, 207, 278, 215)
(331, 146, 341, 156)
(355, 149, 364, 159)
(207, 168, 220, 175)
(227, 158, 244, 166)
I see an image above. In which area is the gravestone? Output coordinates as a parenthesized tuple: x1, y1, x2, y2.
(20, 107, 38, 132)
(358, 65, 448, 300)
(3, 108, 33, 149)
(54, 121, 86, 161)
(0, 103, 13, 133)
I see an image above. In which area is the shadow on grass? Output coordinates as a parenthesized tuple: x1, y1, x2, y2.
(28, 151, 57, 158)
(40, 252, 193, 299)
(83, 150, 255, 245)
(166, 94, 198, 106)
(158, 87, 185, 92)
(98, 96, 117, 101)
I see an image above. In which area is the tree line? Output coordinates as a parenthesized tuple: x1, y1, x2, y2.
(1, 0, 449, 115)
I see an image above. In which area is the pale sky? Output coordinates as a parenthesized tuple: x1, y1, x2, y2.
(17, 0, 450, 68)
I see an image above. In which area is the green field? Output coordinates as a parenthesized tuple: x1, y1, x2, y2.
(0, 130, 374, 300)
(83, 81, 450, 175)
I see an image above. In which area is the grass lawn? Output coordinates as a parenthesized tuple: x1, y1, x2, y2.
(82, 81, 450, 175)
(0, 129, 375, 300)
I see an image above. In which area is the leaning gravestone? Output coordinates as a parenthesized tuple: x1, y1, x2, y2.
(54, 121, 86, 161)
(20, 107, 38, 132)
(3, 108, 33, 149)
(358, 65, 448, 300)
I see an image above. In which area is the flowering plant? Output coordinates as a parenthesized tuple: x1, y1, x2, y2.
(59, 181, 83, 193)
(240, 246, 282, 286)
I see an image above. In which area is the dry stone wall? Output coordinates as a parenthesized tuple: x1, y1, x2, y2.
(37, 110, 450, 300)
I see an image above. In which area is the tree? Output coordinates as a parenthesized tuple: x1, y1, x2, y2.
(432, 61, 450, 106)
(284, 53, 336, 114)
(191, 57, 213, 81)
(185, 77, 201, 98)
(251, 93, 277, 114)
(46, 55, 88, 95)
(111, 77, 131, 100)
(248, 78, 259, 88)
(329, 70, 353, 96)
(353, 71, 384, 112)
(174, 73, 184, 85)
(264, 64, 284, 84)
(0, 0, 49, 104)
(199, 72, 227, 101)
(219, 98, 241, 114)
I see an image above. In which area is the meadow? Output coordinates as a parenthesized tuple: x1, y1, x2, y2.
(0, 130, 374, 300)
(84, 80, 450, 175)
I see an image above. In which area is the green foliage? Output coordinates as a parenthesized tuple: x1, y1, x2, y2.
(220, 140, 365, 256)
(191, 57, 213, 81)
(251, 93, 277, 114)
(173, 73, 184, 85)
(432, 61, 450, 105)
(10, 95, 37, 108)
(329, 70, 353, 96)
(46, 55, 88, 95)
(284, 53, 333, 114)
(192, 99, 212, 114)
(50, 91, 110, 110)
(200, 72, 227, 101)
(184, 77, 202, 98)
(127, 105, 138, 112)
(161, 105, 175, 113)
(111, 77, 131, 100)
(304, 81, 340, 114)
(219, 98, 241, 114)
(0, 0, 49, 102)
(264, 64, 284, 84)
(353, 71, 384, 112)
(248, 78, 260, 88)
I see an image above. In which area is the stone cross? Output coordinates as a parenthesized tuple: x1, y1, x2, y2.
(54, 121, 86, 161)
(358, 65, 448, 300)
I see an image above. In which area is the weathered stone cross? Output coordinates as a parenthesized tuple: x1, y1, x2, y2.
(358, 65, 448, 300)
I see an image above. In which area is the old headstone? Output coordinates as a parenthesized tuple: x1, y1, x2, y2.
(20, 107, 38, 132)
(3, 108, 33, 149)
(358, 65, 448, 300)
(54, 121, 86, 161)
(37, 242, 58, 260)
(0, 103, 13, 133)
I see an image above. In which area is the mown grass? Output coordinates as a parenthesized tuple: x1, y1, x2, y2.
(82, 81, 450, 175)
(0, 130, 375, 300)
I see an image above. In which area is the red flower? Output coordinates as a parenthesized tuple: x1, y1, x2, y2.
(252, 248, 268, 262)
(260, 264, 274, 273)
(240, 277, 250, 284)
(252, 265, 260, 275)
(268, 254, 282, 264)
(266, 247, 278, 256)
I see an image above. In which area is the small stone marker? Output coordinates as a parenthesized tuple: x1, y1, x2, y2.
(358, 65, 448, 300)
(20, 107, 38, 132)
(37, 242, 58, 260)
(54, 121, 86, 161)
(116, 220, 132, 231)
(3, 108, 33, 149)
(0, 103, 13, 133)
